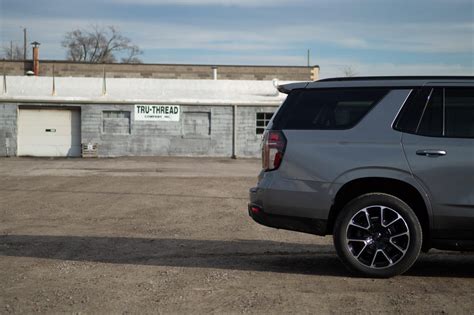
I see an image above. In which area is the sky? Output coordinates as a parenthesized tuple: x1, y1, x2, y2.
(0, 0, 473, 78)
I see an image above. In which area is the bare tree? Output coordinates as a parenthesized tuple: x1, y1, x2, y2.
(1, 42, 24, 60)
(342, 65, 357, 77)
(121, 45, 142, 63)
(62, 25, 143, 63)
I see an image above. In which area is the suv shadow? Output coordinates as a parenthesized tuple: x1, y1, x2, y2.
(1, 235, 472, 278)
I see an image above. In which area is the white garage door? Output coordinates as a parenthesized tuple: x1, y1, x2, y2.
(18, 109, 81, 157)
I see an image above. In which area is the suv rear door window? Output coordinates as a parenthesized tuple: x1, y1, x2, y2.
(395, 87, 474, 138)
(445, 88, 474, 138)
(275, 88, 389, 130)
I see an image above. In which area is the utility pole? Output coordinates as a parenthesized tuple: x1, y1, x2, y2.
(23, 28, 27, 60)
(10, 41, 13, 60)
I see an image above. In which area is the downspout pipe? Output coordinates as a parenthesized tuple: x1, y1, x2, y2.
(232, 105, 237, 159)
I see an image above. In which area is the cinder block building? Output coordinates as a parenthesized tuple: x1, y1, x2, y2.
(0, 60, 319, 81)
(0, 75, 290, 158)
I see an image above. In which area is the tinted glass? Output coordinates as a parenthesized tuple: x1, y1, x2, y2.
(417, 88, 443, 137)
(445, 88, 474, 138)
(275, 88, 389, 130)
(394, 88, 432, 133)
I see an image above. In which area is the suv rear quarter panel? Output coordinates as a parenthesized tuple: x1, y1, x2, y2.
(262, 89, 425, 220)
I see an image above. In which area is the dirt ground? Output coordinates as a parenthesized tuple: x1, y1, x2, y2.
(0, 157, 473, 314)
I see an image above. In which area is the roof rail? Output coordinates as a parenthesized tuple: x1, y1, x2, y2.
(318, 76, 474, 82)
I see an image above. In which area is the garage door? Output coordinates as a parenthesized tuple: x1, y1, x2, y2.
(18, 109, 81, 157)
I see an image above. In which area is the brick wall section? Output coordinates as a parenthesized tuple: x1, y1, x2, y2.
(0, 60, 319, 81)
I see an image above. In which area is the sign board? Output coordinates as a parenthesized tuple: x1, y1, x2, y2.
(134, 105, 180, 121)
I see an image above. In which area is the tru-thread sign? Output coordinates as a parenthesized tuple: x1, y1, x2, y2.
(134, 105, 180, 121)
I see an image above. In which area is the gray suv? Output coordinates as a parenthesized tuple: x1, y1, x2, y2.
(248, 76, 474, 277)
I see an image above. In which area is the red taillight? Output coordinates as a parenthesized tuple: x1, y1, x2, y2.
(250, 206, 261, 214)
(262, 130, 286, 171)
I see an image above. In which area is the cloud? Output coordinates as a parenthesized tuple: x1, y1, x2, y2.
(154, 53, 306, 66)
(1, 14, 472, 77)
(317, 58, 474, 79)
(13, 17, 471, 55)
(104, 0, 309, 7)
(126, 20, 474, 55)
(1, 17, 105, 59)
(274, 22, 474, 54)
(106, 0, 473, 7)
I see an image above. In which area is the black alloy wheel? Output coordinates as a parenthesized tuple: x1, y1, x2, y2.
(334, 193, 423, 278)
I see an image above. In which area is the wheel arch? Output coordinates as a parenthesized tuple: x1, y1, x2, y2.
(328, 177, 433, 249)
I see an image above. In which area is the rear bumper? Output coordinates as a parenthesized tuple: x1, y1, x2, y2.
(248, 203, 327, 236)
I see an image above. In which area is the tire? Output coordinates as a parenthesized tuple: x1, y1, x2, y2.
(333, 193, 422, 278)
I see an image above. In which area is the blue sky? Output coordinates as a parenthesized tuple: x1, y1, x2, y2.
(1, 0, 473, 78)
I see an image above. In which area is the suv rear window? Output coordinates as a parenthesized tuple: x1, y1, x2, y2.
(273, 88, 390, 130)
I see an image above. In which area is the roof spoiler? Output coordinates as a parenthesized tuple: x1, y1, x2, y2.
(277, 82, 309, 94)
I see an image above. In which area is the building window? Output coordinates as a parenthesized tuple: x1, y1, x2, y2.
(182, 111, 211, 137)
(104, 111, 130, 119)
(103, 111, 131, 134)
(256, 112, 274, 134)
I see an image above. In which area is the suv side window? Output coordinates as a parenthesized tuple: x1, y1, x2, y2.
(417, 88, 443, 137)
(395, 87, 474, 138)
(445, 88, 474, 138)
(394, 88, 432, 134)
(274, 88, 389, 130)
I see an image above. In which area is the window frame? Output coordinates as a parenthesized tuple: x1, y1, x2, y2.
(102, 110, 131, 135)
(103, 110, 131, 119)
(181, 111, 212, 138)
(256, 112, 274, 135)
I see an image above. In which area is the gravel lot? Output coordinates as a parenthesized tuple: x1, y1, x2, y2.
(0, 157, 473, 314)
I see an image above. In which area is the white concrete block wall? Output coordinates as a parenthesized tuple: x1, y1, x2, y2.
(236, 106, 276, 157)
(81, 104, 237, 157)
(0, 76, 290, 157)
(0, 103, 278, 158)
(0, 104, 17, 156)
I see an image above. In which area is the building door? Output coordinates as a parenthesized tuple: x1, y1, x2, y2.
(18, 108, 81, 157)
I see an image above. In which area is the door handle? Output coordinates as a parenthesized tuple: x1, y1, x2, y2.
(416, 149, 447, 157)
